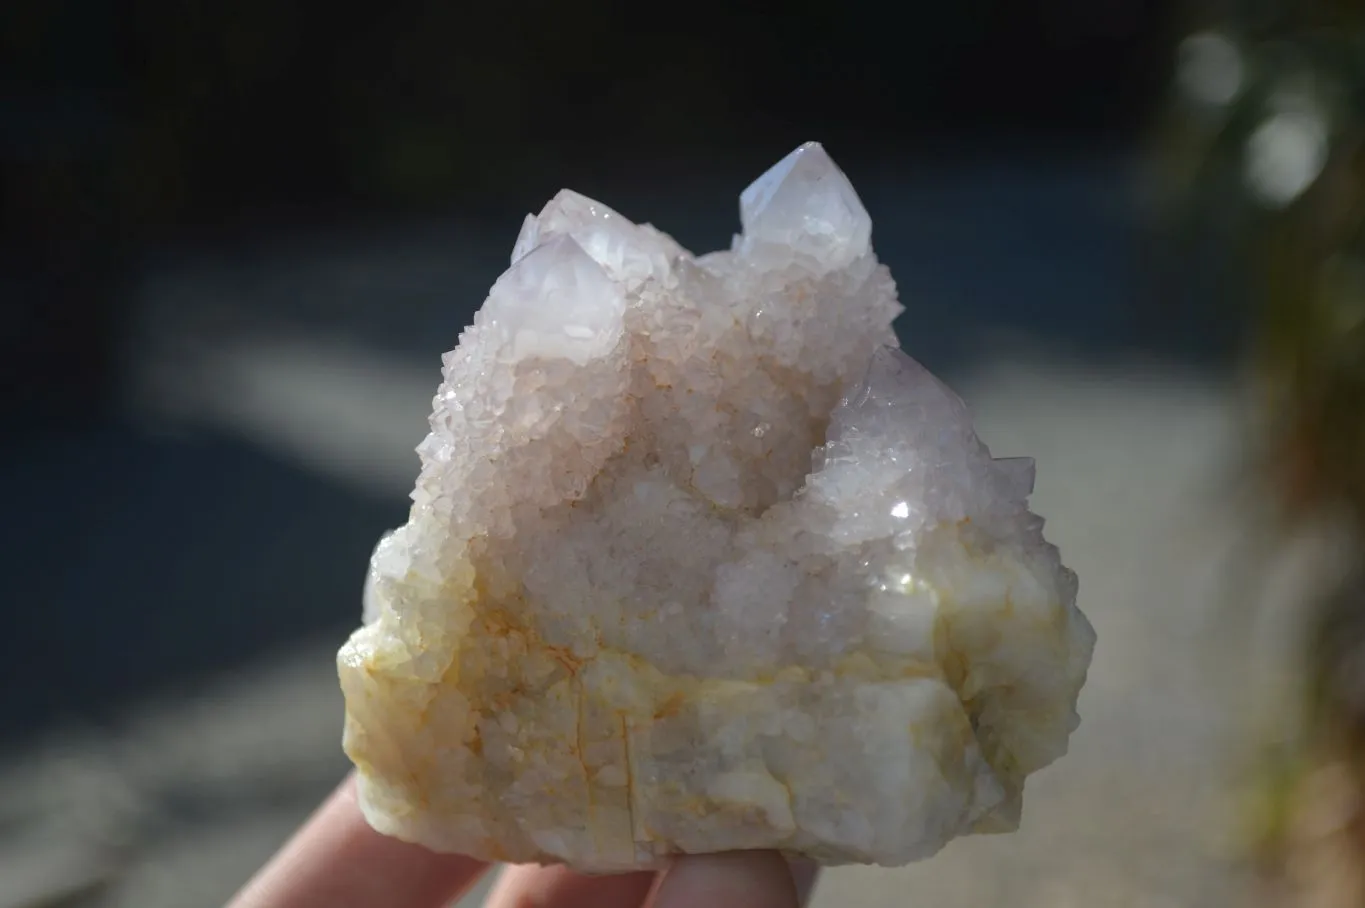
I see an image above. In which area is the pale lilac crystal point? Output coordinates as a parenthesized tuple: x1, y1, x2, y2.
(738, 141, 872, 268)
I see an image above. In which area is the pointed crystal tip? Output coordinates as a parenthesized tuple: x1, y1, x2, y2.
(829, 346, 972, 445)
(737, 141, 872, 267)
(512, 190, 628, 265)
(853, 347, 961, 410)
(485, 234, 626, 365)
(512, 189, 675, 282)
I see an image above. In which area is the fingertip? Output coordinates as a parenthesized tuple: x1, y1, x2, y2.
(651, 851, 800, 908)
(484, 863, 655, 908)
(227, 774, 487, 908)
(786, 856, 821, 905)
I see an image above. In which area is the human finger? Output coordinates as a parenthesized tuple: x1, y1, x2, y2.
(649, 851, 799, 908)
(227, 773, 488, 908)
(787, 856, 821, 905)
(483, 863, 656, 908)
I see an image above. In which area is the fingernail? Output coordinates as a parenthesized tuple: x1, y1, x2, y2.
(787, 856, 820, 905)
(652, 851, 800, 908)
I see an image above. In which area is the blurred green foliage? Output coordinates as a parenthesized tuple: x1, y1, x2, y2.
(1157, 0, 1365, 527)
(1158, 4, 1365, 897)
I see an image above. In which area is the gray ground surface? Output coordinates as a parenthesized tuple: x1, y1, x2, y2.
(0, 344, 1289, 907)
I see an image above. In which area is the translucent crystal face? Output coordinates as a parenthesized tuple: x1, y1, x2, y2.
(339, 142, 1095, 872)
(738, 141, 872, 268)
(483, 235, 628, 366)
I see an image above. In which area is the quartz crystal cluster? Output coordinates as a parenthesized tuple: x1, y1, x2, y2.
(338, 142, 1095, 870)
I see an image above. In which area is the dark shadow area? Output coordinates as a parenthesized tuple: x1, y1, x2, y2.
(0, 423, 406, 734)
(1, 0, 1205, 742)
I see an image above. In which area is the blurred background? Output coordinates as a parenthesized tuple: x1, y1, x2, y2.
(6, 0, 1365, 905)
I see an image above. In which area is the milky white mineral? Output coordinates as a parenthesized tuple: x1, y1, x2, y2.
(338, 142, 1095, 871)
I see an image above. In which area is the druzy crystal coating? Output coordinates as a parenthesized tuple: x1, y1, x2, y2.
(338, 143, 1095, 870)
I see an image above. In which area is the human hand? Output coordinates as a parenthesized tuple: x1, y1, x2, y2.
(228, 773, 818, 908)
